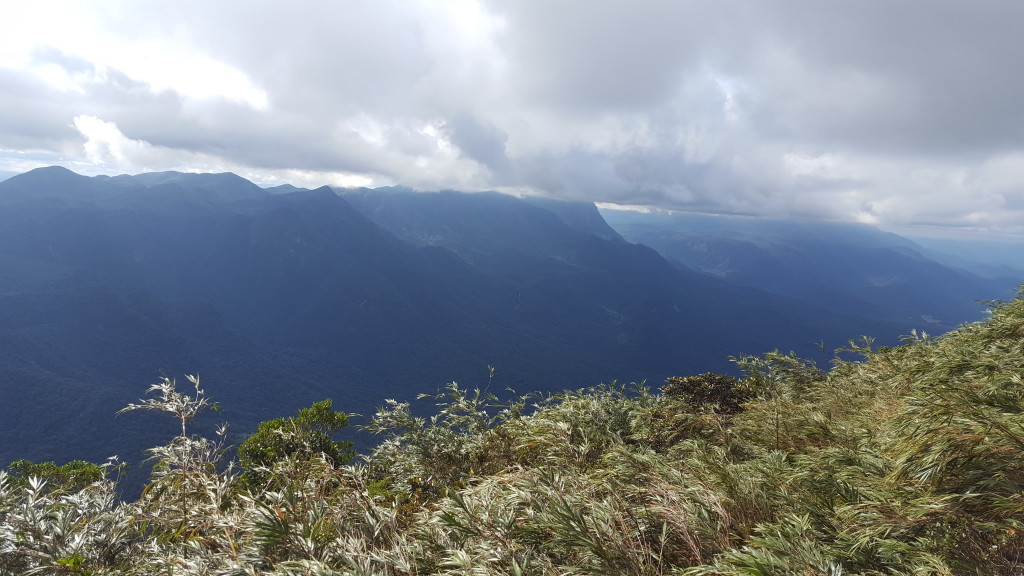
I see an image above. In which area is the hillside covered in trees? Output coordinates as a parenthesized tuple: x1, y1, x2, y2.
(4, 289, 1024, 575)
(5, 166, 947, 476)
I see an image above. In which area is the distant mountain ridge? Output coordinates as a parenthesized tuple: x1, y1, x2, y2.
(600, 208, 1014, 331)
(0, 167, 1014, 479)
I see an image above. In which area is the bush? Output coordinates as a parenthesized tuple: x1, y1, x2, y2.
(237, 399, 354, 490)
(5, 459, 105, 493)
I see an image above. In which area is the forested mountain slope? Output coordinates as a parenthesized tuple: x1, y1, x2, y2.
(0, 167, 911, 475)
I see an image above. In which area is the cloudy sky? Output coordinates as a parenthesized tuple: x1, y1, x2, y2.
(3, 1, 1024, 237)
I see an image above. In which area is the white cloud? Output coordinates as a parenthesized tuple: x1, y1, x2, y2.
(254, 168, 376, 189)
(71, 114, 245, 176)
(2, 1, 267, 109)
(112, 43, 269, 110)
(74, 115, 135, 163)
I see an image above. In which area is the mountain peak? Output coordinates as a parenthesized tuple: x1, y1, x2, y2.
(7, 165, 86, 184)
(126, 171, 264, 199)
(0, 165, 96, 203)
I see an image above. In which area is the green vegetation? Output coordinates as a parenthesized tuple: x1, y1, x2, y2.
(4, 459, 105, 493)
(237, 398, 354, 490)
(3, 289, 1024, 574)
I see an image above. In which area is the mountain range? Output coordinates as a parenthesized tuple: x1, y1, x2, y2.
(599, 209, 1016, 331)
(0, 166, 1016, 478)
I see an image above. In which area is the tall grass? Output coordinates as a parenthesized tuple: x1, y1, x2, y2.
(3, 289, 1023, 574)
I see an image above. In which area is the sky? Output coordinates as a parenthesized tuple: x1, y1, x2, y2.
(2, 0, 1024, 238)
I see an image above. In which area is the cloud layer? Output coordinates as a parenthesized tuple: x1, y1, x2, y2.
(3, 0, 1024, 236)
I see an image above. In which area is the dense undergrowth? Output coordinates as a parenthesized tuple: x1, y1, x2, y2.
(3, 289, 1024, 575)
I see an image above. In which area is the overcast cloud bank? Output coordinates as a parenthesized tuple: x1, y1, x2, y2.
(2, 1, 1024, 238)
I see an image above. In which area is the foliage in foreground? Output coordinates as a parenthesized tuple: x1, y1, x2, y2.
(3, 289, 1024, 575)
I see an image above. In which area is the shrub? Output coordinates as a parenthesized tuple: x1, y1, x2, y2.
(237, 399, 354, 491)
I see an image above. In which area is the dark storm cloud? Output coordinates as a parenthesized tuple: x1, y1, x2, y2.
(489, 0, 1024, 154)
(487, 1, 709, 111)
(736, 1, 1024, 156)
